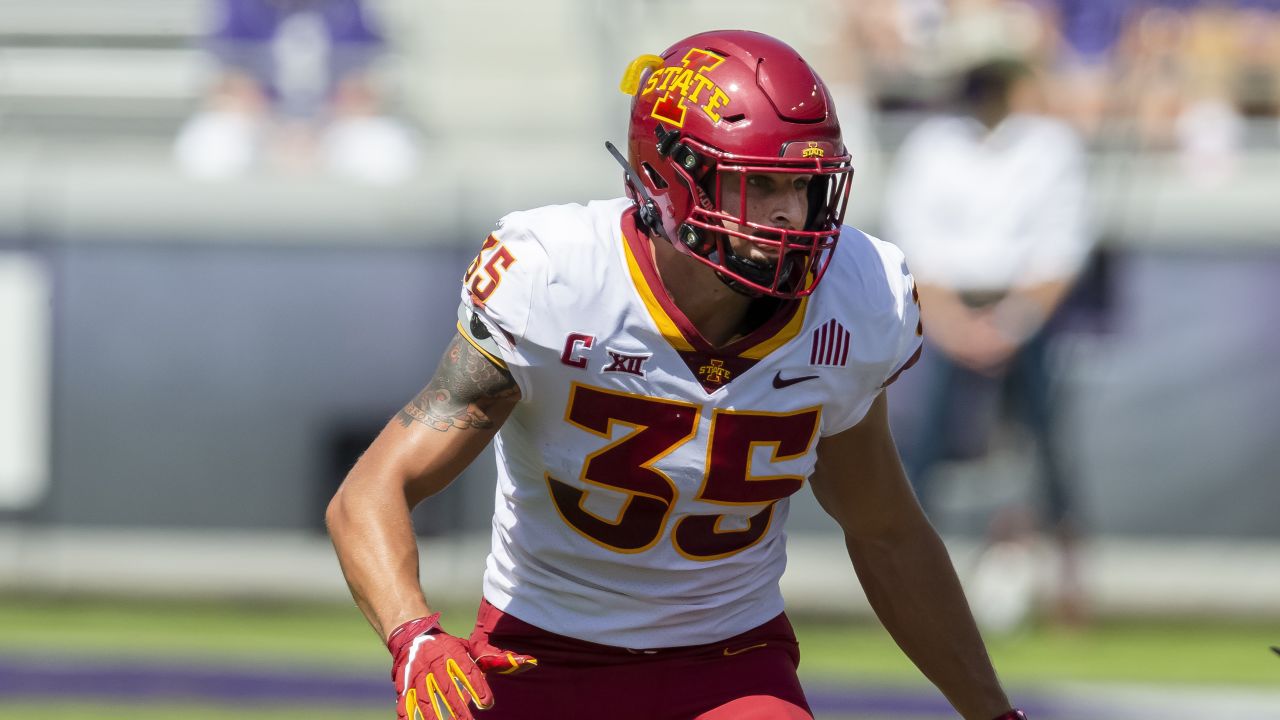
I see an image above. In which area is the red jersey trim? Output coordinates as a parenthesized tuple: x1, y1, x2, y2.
(619, 209, 808, 360)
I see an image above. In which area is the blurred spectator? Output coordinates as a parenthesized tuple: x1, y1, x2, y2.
(1123, 1, 1243, 162)
(841, 0, 949, 111)
(842, 0, 1280, 157)
(882, 59, 1094, 631)
(174, 0, 418, 184)
(843, 0, 1052, 112)
(1105, 0, 1280, 176)
(940, 0, 1053, 69)
(1035, 0, 1134, 139)
(1229, 1, 1280, 121)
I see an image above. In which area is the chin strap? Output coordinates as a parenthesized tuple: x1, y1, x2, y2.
(604, 141, 668, 242)
(719, 249, 804, 298)
(993, 710, 1029, 720)
(717, 252, 772, 298)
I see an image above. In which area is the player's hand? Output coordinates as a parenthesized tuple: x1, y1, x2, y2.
(467, 633, 538, 676)
(954, 313, 1020, 376)
(388, 614, 499, 720)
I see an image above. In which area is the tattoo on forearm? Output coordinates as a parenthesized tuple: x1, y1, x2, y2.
(396, 334, 518, 432)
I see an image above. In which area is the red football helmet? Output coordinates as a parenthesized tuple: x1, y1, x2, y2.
(611, 30, 853, 298)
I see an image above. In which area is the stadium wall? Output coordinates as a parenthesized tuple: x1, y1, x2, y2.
(0, 153, 1277, 540)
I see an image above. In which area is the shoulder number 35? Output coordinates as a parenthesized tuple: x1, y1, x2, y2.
(546, 383, 820, 561)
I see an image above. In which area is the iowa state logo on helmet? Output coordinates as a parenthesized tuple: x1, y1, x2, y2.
(641, 48, 733, 127)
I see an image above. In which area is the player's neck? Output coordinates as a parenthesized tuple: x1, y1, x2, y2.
(648, 235, 753, 348)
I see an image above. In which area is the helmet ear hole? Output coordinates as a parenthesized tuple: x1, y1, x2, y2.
(641, 162, 668, 189)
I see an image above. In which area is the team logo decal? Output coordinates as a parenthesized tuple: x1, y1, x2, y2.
(643, 48, 732, 127)
(810, 319, 851, 367)
(772, 371, 818, 389)
(604, 349, 651, 377)
(698, 358, 732, 385)
(802, 142, 825, 158)
(561, 332, 595, 369)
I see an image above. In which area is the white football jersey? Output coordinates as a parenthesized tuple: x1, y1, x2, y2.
(458, 197, 921, 649)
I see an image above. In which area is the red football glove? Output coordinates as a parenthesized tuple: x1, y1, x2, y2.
(468, 633, 539, 676)
(388, 614, 536, 720)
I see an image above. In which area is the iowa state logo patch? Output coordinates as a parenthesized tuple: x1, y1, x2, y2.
(642, 48, 733, 127)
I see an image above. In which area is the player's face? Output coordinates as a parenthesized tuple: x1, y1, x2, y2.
(719, 171, 812, 265)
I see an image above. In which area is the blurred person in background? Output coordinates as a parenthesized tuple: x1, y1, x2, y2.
(937, 0, 1054, 70)
(173, 0, 418, 184)
(883, 58, 1094, 631)
(1034, 0, 1134, 141)
(843, 0, 1053, 113)
(1115, 0, 1280, 181)
(840, 0, 950, 111)
(1228, 1, 1280, 123)
(327, 29, 1030, 720)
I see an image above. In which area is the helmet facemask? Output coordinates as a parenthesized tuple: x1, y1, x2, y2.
(664, 134, 853, 299)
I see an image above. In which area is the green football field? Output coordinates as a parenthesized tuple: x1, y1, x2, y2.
(0, 594, 1277, 719)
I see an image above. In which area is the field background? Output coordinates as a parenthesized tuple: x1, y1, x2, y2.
(3, 1, 1280, 718)
(2, 593, 1278, 720)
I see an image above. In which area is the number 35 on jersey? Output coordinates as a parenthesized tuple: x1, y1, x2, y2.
(548, 382, 820, 562)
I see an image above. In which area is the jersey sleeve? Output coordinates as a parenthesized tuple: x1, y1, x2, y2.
(882, 252, 924, 390)
(457, 214, 550, 395)
(818, 233, 924, 437)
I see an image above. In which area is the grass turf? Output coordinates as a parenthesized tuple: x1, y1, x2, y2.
(795, 615, 1280, 687)
(1, 594, 1277, 688)
(0, 704, 387, 720)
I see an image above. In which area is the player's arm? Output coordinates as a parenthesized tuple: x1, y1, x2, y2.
(327, 331, 535, 720)
(809, 393, 1018, 720)
(326, 330, 519, 641)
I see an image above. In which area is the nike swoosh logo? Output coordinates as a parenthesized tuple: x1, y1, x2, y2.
(773, 371, 818, 389)
(723, 642, 768, 656)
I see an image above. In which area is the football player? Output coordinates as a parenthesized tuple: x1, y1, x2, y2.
(327, 30, 1028, 720)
